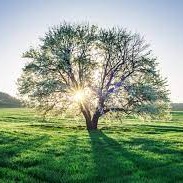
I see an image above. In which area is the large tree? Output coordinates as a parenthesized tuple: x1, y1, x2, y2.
(18, 23, 170, 130)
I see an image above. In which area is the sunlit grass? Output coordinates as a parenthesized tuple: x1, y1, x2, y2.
(0, 108, 183, 182)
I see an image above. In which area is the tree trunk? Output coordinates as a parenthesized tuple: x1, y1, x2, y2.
(91, 111, 100, 130)
(80, 103, 101, 130)
(80, 103, 93, 130)
(85, 116, 93, 130)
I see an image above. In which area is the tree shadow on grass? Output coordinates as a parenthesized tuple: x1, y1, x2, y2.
(19, 134, 98, 183)
(0, 131, 95, 183)
(0, 115, 42, 123)
(125, 137, 183, 157)
(88, 130, 183, 183)
(100, 123, 183, 135)
(0, 132, 49, 165)
(1, 128, 183, 183)
(0, 131, 50, 182)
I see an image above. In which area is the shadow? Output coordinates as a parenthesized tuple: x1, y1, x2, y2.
(20, 134, 96, 183)
(124, 137, 183, 155)
(141, 124, 183, 131)
(0, 130, 94, 183)
(0, 115, 42, 123)
(0, 131, 50, 182)
(0, 131, 49, 167)
(100, 123, 183, 135)
(1, 128, 183, 182)
(28, 124, 86, 131)
(88, 130, 183, 182)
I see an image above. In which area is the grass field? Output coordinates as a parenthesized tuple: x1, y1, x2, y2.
(0, 108, 183, 183)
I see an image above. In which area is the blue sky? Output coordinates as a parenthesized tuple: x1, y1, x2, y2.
(0, 0, 183, 102)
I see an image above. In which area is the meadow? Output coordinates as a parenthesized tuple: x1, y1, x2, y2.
(0, 108, 183, 183)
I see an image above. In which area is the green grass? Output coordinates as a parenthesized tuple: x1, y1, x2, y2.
(0, 108, 183, 183)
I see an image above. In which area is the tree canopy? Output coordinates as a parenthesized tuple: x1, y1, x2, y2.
(18, 22, 170, 130)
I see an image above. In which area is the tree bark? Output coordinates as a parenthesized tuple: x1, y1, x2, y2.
(85, 116, 93, 130)
(80, 103, 101, 130)
(80, 103, 93, 130)
(91, 110, 100, 130)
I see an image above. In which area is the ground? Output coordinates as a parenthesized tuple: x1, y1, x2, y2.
(0, 108, 183, 183)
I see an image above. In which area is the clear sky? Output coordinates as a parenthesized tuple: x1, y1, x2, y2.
(0, 0, 183, 102)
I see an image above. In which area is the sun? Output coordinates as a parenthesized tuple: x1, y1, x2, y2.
(73, 90, 85, 102)
(71, 87, 92, 103)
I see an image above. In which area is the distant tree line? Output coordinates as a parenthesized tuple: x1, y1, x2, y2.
(171, 103, 183, 111)
(0, 92, 21, 108)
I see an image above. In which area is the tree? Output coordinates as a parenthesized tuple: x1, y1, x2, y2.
(18, 22, 170, 130)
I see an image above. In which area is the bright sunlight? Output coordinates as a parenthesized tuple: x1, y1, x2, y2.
(72, 87, 92, 103)
(73, 89, 85, 102)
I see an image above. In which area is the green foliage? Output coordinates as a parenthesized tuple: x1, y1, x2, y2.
(0, 108, 183, 182)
